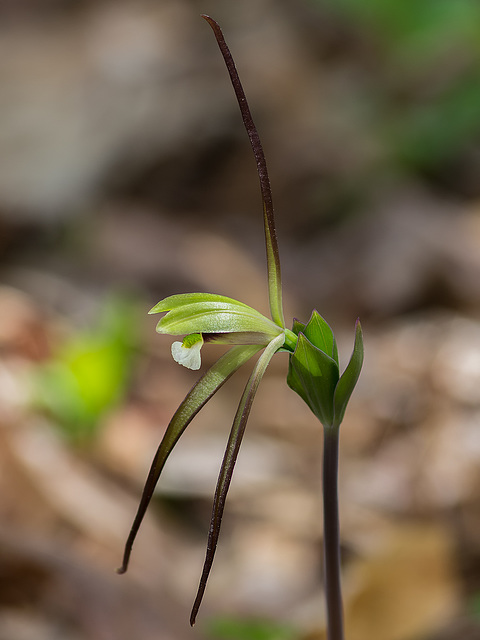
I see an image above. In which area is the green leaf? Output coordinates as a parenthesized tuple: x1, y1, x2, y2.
(288, 333, 339, 427)
(118, 344, 262, 575)
(333, 319, 364, 428)
(190, 332, 285, 626)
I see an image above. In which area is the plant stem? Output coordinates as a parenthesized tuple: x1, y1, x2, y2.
(323, 426, 344, 640)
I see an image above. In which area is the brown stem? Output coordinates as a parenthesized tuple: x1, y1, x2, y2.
(323, 426, 344, 640)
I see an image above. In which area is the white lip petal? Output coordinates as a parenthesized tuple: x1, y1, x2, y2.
(171, 341, 202, 370)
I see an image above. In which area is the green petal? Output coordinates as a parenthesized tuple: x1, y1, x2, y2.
(149, 293, 256, 315)
(118, 344, 262, 575)
(190, 332, 285, 626)
(287, 333, 339, 427)
(203, 331, 278, 345)
(155, 300, 280, 339)
(333, 319, 364, 429)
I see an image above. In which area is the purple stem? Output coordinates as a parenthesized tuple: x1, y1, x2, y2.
(323, 426, 344, 640)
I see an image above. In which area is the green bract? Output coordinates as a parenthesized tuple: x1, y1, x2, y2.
(287, 312, 364, 429)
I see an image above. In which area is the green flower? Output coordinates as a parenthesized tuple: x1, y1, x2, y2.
(119, 295, 296, 624)
(151, 292, 297, 371)
(119, 15, 363, 628)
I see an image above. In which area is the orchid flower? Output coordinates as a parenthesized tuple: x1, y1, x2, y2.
(119, 16, 363, 635)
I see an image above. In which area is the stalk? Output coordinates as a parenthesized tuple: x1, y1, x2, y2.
(322, 425, 344, 640)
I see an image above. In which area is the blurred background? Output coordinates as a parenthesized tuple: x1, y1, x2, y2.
(1, 0, 480, 638)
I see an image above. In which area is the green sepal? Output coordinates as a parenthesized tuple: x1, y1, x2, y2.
(333, 319, 364, 429)
(190, 332, 285, 626)
(287, 333, 339, 427)
(118, 343, 262, 575)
